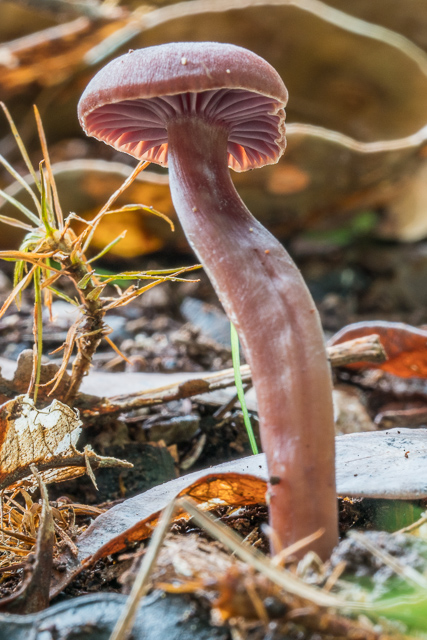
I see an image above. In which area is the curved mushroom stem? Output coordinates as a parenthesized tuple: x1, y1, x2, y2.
(167, 117, 338, 559)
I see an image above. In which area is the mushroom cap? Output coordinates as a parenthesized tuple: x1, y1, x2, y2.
(78, 42, 288, 171)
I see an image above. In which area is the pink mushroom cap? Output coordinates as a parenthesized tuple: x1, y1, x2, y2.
(78, 42, 288, 172)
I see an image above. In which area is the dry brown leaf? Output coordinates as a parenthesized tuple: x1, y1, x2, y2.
(49, 427, 427, 597)
(0, 394, 132, 491)
(329, 321, 427, 378)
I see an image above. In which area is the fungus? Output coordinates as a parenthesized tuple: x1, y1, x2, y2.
(78, 42, 338, 559)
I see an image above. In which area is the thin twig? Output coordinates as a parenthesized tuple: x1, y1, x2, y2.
(81, 334, 387, 417)
(327, 334, 386, 367)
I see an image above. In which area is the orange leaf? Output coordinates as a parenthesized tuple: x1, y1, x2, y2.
(329, 321, 427, 378)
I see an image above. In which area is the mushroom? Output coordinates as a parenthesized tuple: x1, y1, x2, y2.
(78, 42, 338, 559)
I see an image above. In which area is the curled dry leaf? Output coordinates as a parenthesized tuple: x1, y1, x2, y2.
(50, 428, 427, 597)
(0, 394, 132, 492)
(329, 320, 427, 378)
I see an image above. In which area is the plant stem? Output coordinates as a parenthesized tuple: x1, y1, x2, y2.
(57, 236, 107, 404)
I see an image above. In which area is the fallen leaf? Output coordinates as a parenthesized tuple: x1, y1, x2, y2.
(324, 0, 427, 51)
(0, 394, 132, 491)
(50, 428, 427, 597)
(0, 591, 219, 640)
(329, 321, 427, 378)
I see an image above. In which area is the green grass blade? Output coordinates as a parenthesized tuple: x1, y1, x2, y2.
(86, 284, 105, 301)
(230, 322, 258, 455)
(13, 259, 25, 309)
(95, 264, 202, 285)
(0, 189, 40, 227)
(39, 164, 55, 236)
(104, 204, 175, 231)
(77, 271, 95, 290)
(46, 286, 79, 306)
(34, 105, 63, 229)
(87, 232, 127, 264)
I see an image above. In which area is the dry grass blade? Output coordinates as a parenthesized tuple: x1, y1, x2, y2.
(41, 322, 81, 395)
(0, 152, 41, 216)
(0, 266, 36, 320)
(33, 105, 63, 230)
(103, 334, 132, 364)
(103, 278, 170, 311)
(178, 498, 349, 609)
(0, 102, 40, 189)
(82, 159, 150, 253)
(0, 249, 58, 267)
(101, 203, 175, 232)
(40, 270, 64, 290)
(396, 512, 427, 535)
(0, 188, 41, 226)
(348, 531, 427, 590)
(0, 215, 34, 231)
(0, 528, 36, 545)
(109, 499, 177, 640)
(272, 529, 326, 566)
(100, 160, 150, 213)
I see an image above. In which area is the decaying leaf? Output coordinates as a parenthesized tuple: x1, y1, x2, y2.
(0, 393, 132, 491)
(49, 427, 427, 597)
(329, 320, 427, 378)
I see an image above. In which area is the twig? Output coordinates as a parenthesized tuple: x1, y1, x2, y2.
(327, 334, 386, 367)
(81, 334, 386, 418)
(213, 383, 253, 420)
(375, 407, 427, 429)
(395, 511, 427, 535)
